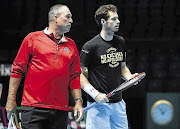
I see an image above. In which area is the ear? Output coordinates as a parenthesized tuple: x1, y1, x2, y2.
(101, 19, 106, 25)
(54, 15, 58, 23)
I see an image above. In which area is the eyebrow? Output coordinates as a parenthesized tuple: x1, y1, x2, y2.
(109, 16, 119, 20)
(65, 13, 72, 17)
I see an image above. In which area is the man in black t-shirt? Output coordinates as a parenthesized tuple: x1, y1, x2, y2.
(80, 4, 137, 129)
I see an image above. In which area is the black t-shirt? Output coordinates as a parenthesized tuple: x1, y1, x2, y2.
(80, 34, 126, 103)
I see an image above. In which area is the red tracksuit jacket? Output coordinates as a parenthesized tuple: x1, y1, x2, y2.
(11, 29, 81, 111)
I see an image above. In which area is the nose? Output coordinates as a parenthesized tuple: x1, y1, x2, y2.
(69, 18, 73, 24)
(117, 19, 120, 24)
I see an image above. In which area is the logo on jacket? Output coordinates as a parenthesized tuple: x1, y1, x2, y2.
(64, 47, 70, 53)
(82, 49, 89, 54)
(100, 47, 123, 68)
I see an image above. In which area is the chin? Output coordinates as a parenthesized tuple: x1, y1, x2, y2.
(64, 29, 71, 34)
(113, 30, 119, 33)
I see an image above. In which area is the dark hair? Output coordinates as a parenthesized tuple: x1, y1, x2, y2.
(94, 4, 117, 27)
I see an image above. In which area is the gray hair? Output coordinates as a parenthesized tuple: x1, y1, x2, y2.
(48, 4, 68, 24)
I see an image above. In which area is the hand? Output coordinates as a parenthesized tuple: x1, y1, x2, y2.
(131, 73, 139, 85)
(74, 101, 84, 122)
(5, 99, 17, 120)
(94, 93, 109, 103)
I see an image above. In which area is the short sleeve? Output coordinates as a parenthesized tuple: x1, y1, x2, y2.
(80, 42, 93, 67)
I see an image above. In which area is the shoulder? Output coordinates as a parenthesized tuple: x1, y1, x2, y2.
(83, 35, 101, 48)
(65, 36, 74, 43)
(64, 36, 77, 47)
(28, 30, 44, 37)
(114, 34, 125, 42)
(21, 31, 43, 46)
(25, 30, 44, 41)
(88, 35, 101, 44)
(64, 36, 79, 54)
(114, 34, 126, 46)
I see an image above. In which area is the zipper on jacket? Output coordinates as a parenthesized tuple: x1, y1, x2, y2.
(55, 39, 61, 59)
(56, 44, 58, 59)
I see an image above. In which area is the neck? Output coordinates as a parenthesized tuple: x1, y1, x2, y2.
(100, 29, 114, 41)
(47, 24, 63, 39)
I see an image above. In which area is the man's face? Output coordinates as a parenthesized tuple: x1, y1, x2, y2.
(104, 11, 120, 33)
(56, 7, 73, 34)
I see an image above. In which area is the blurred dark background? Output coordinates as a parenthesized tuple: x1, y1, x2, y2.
(0, 0, 180, 129)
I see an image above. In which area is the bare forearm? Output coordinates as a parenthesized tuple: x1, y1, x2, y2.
(7, 77, 21, 100)
(121, 65, 132, 80)
(80, 73, 90, 88)
(80, 73, 99, 99)
(71, 89, 83, 122)
(6, 77, 21, 113)
(71, 89, 82, 101)
(80, 72, 107, 102)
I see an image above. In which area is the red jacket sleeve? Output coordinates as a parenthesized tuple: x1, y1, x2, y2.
(69, 46, 81, 90)
(11, 34, 33, 78)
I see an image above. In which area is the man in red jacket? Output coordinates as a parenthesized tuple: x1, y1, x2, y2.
(5, 4, 83, 129)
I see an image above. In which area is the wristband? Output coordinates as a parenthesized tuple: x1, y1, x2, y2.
(83, 84, 99, 99)
(75, 98, 83, 103)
